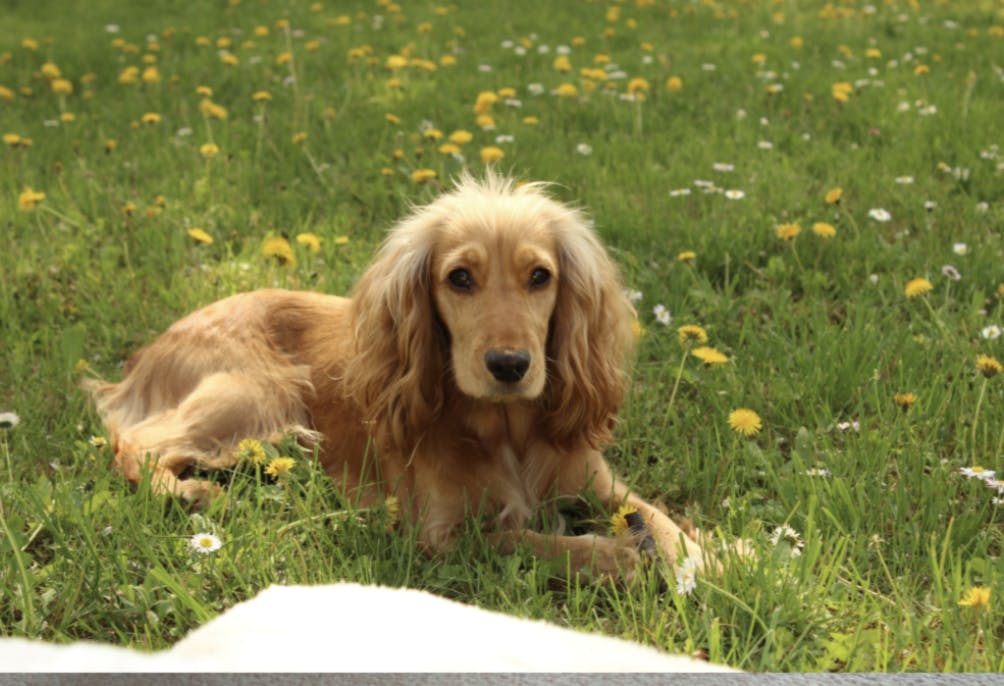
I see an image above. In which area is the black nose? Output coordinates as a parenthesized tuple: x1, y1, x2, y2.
(484, 349, 531, 383)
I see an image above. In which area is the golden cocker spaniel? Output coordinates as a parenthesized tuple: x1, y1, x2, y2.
(87, 173, 705, 578)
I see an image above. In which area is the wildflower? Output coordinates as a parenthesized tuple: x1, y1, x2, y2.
(675, 555, 701, 596)
(627, 77, 650, 96)
(893, 392, 917, 408)
(678, 325, 709, 345)
(141, 112, 162, 125)
(0, 412, 20, 429)
(51, 78, 73, 95)
(575, 142, 592, 156)
(825, 188, 843, 204)
(189, 532, 222, 554)
(253, 91, 272, 102)
(836, 420, 860, 432)
(977, 354, 1003, 378)
(769, 524, 804, 556)
(291, 132, 308, 144)
(610, 504, 639, 536)
(438, 142, 461, 155)
(552, 55, 571, 72)
(895, 175, 914, 185)
(18, 186, 45, 211)
(692, 346, 729, 365)
(385, 113, 401, 125)
(334, 236, 350, 246)
(952, 242, 968, 255)
(264, 456, 296, 478)
(382, 495, 401, 531)
(235, 438, 267, 465)
(958, 586, 991, 608)
(941, 265, 961, 282)
(199, 99, 227, 119)
(904, 278, 933, 298)
(296, 232, 321, 253)
(724, 189, 745, 200)
(812, 222, 836, 238)
(669, 188, 691, 197)
(728, 409, 761, 437)
(448, 129, 473, 144)
(88, 436, 107, 448)
(980, 325, 1001, 340)
(805, 467, 832, 477)
(961, 466, 996, 481)
(473, 90, 498, 112)
(677, 251, 697, 263)
(199, 142, 219, 158)
(411, 168, 437, 183)
(187, 228, 213, 244)
(776, 222, 801, 240)
(653, 304, 671, 326)
(142, 66, 160, 83)
(480, 146, 505, 164)
(553, 82, 578, 97)
(665, 76, 683, 92)
(832, 81, 853, 102)
(868, 208, 891, 222)
(263, 237, 295, 266)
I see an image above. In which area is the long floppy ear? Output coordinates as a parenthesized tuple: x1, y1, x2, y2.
(541, 209, 635, 451)
(342, 209, 448, 456)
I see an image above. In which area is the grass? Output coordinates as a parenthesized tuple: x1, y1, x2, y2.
(2, 0, 1004, 672)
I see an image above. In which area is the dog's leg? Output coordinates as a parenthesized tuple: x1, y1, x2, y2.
(487, 530, 641, 581)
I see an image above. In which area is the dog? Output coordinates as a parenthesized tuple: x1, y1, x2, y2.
(86, 172, 706, 578)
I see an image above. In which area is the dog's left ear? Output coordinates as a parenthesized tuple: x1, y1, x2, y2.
(542, 208, 635, 450)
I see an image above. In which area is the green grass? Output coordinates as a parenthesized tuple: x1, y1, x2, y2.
(3, 0, 1004, 672)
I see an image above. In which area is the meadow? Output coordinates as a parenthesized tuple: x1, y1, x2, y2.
(2, 0, 1004, 672)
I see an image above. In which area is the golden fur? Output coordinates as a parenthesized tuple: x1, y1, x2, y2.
(87, 173, 705, 577)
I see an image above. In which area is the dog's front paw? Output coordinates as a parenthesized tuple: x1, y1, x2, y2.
(583, 536, 641, 584)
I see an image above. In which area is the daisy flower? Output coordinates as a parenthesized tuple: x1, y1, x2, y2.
(675, 555, 701, 596)
(653, 304, 671, 326)
(575, 143, 593, 156)
(669, 188, 692, 197)
(769, 524, 804, 556)
(189, 533, 222, 555)
(624, 289, 643, 304)
(728, 408, 762, 436)
(980, 325, 1001, 341)
(868, 208, 891, 222)
(724, 189, 745, 200)
(895, 175, 914, 185)
(960, 466, 995, 481)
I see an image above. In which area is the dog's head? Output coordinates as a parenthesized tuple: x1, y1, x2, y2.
(345, 172, 634, 452)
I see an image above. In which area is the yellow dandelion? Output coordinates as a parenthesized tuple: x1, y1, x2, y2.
(480, 146, 505, 164)
(554, 82, 578, 97)
(385, 54, 408, 70)
(142, 66, 160, 83)
(187, 228, 213, 245)
(18, 186, 45, 211)
(411, 168, 437, 183)
(476, 114, 496, 130)
(522, 115, 539, 125)
(385, 113, 401, 125)
(121, 202, 137, 216)
(235, 438, 267, 465)
(825, 187, 843, 204)
(666, 76, 683, 92)
(141, 112, 161, 125)
(914, 64, 929, 76)
(691, 346, 729, 365)
(4, 133, 22, 147)
(0, 86, 14, 102)
(196, 85, 213, 97)
(104, 139, 117, 153)
(51, 78, 73, 95)
(631, 319, 645, 340)
(728, 409, 762, 437)
(904, 278, 933, 298)
(776, 222, 801, 240)
(253, 90, 272, 102)
(977, 354, 1003, 378)
(291, 131, 308, 144)
(677, 251, 697, 263)
(553, 55, 572, 72)
(422, 128, 443, 141)
(958, 586, 991, 608)
(447, 129, 473, 145)
(438, 142, 461, 155)
(296, 232, 321, 253)
(473, 90, 498, 113)
(678, 325, 709, 345)
(264, 456, 296, 478)
(893, 392, 918, 408)
(334, 236, 350, 245)
(627, 77, 650, 96)
(263, 236, 295, 266)
(610, 504, 639, 536)
(812, 222, 836, 238)
(199, 142, 219, 158)
(199, 99, 227, 120)
(22, 38, 38, 50)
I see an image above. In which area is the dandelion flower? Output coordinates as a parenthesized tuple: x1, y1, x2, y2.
(958, 586, 991, 608)
(187, 227, 213, 245)
(296, 232, 321, 253)
(199, 142, 219, 158)
(665, 76, 683, 92)
(411, 168, 437, 183)
(263, 236, 295, 266)
(825, 187, 843, 204)
(893, 392, 918, 408)
(692, 346, 729, 365)
(253, 91, 272, 102)
(189, 532, 222, 555)
(776, 222, 801, 240)
(264, 456, 296, 478)
(141, 112, 162, 125)
(291, 132, 308, 144)
(677, 251, 697, 263)
(609, 504, 639, 536)
(18, 186, 45, 211)
(235, 438, 267, 465)
(448, 129, 473, 144)
(0, 412, 20, 429)
(678, 325, 709, 345)
(904, 278, 933, 298)
(812, 222, 836, 238)
(977, 354, 1003, 378)
(480, 146, 505, 164)
(728, 409, 762, 436)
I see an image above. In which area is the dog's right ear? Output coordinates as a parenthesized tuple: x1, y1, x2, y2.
(342, 208, 448, 456)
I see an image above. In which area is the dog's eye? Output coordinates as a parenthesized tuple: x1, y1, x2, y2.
(447, 268, 474, 292)
(529, 268, 551, 289)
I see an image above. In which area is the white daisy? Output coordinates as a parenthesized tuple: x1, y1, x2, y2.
(669, 188, 692, 197)
(868, 208, 891, 222)
(653, 304, 671, 326)
(895, 175, 914, 184)
(712, 162, 735, 172)
(624, 289, 643, 304)
(960, 466, 996, 482)
(575, 142, 593, 156)
(189, 533, 223, 554)
(953, 242, 968, 255)
(675, 555, 701, 596)
(980, 325, 1001, 340)
(724, 189, 746, 200)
